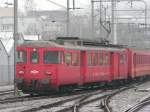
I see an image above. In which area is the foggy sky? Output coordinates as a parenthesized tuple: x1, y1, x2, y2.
(0, 0, 149, 11)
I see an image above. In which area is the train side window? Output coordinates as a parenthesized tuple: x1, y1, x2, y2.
(31, 50, 38, 64)
(134, 55, 136, 65)
(142, 55, 144, 64)
(139, 55, 141, 64)
(137, 55, 139, 64)
(120, 54, 126, 64)
(87, 52, 92, 65)
(93, 52, 98, 65)
(99, 52, 103, 65)
(139, 56, 140, 64)
(17, 51, 26, 63)
(72, 53, 79, 66)
(65, 53, 71, 66)
(103, 53, 109, 65)
(44, 51, 61, 64)
(138, 55, 139, 64)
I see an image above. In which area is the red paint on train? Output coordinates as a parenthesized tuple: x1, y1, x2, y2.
(16, 41, 150, 93)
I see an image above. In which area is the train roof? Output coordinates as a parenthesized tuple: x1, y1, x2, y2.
(17, 40, 127, 52)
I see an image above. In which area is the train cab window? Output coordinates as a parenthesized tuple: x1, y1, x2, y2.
(17, 51, 26, 63)
(65, 53, 71, 65)
(31, 50, 38, 64)
(72, 53, 79, 66)
(44, 51, 60, 64)
(87, 52, 92, 65)
(93, 52, 98, 65)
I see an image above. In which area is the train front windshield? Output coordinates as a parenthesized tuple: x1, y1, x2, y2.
(31, 50, 39, 64)
(44, 51, 61, 64)
(17, 51, 26, 63)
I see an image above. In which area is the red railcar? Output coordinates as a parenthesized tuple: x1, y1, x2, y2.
(16, 40, 150, 94)
(127, 49, 150, 78)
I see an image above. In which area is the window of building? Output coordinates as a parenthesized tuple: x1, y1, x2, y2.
(44, 51, 60, 64)
(17, 51, 26, 63)
(65, 53, 71, 65)
(31, 50, 38, 64)
(1, 24, 13, 32)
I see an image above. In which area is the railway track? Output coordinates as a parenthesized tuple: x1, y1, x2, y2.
(101, 87, 133, 112)
(125, 97, 150, 112)
(21, 86, 132, 112)
(101, 81, 149, 112)
(0, 90, 14, 96)
(21, 90, 107, 112)
(0, 81, 147, 112)
(0, 88, 104, 104)
(0, 95, 52, 104)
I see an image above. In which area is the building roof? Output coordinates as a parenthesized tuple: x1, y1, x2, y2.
(28, 10, 67, 22)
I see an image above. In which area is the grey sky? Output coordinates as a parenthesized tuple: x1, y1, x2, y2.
(34, 0, 90, 10)
(0, 0, 149, 11)
(33, 0, 150, 10)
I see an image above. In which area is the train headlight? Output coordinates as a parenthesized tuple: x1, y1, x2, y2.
(18, 71, 25, 75)
(45, 71, 52, 75)
(30, 70, 39, 74)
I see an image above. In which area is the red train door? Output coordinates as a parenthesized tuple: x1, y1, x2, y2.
(27, 48, 42, 77)
(112, 52, 119, 80)
(58, 50, 81, 85)
(80, 51, 86, 84)
(133, 53, 136, 78)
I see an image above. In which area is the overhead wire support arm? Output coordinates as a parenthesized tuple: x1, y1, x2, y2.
(47, 0, 83, 37)
(47, 0, 67, 9)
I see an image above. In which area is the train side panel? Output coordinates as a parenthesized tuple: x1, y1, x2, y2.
(57, 49, 81, 87)
(84, 50, 112, 83)
(130, 50, 150, 78)
(112, 50, 128, 81)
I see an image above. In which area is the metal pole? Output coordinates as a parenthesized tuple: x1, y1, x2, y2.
(73, 0, 75, 10)
(8, 55, 10, 84)
(111, 0, 117, 44)
(142, 1, 147, 31)
(14, 0, 18, 95)
(145, 3, 147, 29)
(91, 0, 94, 37)
(111, 0, 114, 43)
(104, 7, 107, 22)
(67, 0, 70, 36)
(100, 0, 102, 37)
